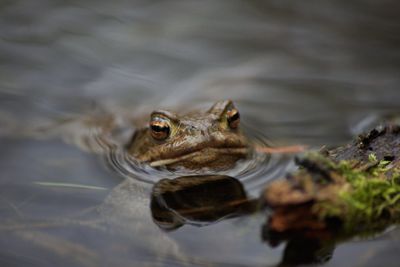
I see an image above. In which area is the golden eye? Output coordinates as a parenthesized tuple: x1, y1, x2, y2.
(150, 118, 170, 140)
(227, 108, 240, 129)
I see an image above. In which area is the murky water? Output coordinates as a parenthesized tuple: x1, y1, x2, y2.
(1, 1, 400, 266)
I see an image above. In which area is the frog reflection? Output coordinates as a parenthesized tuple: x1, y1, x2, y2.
(128, 100, 249, 170)
(150, 175, 259, 230)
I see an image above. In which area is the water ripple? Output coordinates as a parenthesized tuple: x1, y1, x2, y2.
(94, 124, 295, 195)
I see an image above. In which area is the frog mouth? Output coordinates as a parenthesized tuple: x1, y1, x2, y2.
(149, 147, 249, 168)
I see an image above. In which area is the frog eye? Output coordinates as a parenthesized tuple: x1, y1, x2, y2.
(150, 118, 170, 140)
(227, 108, 240, 129)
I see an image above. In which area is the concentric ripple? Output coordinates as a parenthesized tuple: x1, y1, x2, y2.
(90, 123, 297, 195)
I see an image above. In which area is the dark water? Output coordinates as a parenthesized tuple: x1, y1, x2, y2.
(1, 1, 400, 266)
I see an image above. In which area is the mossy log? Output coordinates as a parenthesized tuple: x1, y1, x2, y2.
(263, 123, 400, 235)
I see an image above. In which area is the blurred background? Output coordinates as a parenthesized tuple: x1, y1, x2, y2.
(1, 0, 400, 144)
(0, 1, 399, 267)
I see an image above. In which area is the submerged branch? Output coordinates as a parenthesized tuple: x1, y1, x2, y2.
(256, 145, 307, 154)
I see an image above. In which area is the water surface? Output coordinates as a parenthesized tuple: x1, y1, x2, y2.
(1, 1, 400, 266)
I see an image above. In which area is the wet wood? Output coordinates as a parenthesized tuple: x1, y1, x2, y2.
(256, 145, 307, 154)
(263, 122, 400, 234)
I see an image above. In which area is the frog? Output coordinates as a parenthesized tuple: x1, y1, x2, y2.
(127, 100, 250, 170)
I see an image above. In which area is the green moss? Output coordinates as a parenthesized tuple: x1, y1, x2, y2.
(310, 152, 400, 230)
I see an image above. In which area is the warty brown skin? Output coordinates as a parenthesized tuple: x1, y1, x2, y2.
(127, 100, 250, 170)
